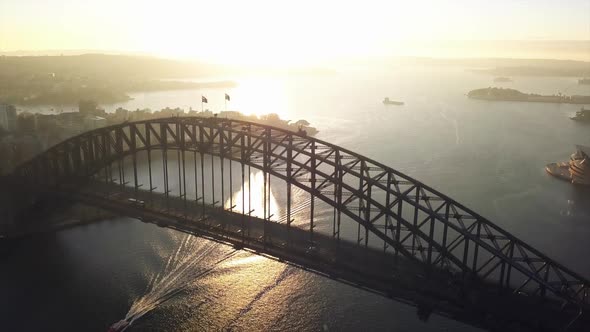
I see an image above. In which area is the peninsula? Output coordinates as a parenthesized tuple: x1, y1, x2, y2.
(0, 54, 236, 105)
(467, 87, 590, 104)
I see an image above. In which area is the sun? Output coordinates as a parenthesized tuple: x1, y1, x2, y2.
(133, 0, 410, 66)
(229, 76, 291, 119)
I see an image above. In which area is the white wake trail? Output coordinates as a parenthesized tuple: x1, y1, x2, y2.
(109, 239, 239, 332)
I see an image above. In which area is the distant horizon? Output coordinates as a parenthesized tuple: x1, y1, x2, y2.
(1, 39, 590, 65)
(2, 0, 589, 65)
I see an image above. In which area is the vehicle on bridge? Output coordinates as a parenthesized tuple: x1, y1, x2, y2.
(126, 198, 145, 207)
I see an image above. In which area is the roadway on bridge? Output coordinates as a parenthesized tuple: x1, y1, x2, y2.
(48, 179, 586, 332)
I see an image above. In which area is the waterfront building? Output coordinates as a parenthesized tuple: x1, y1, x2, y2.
(84, 116, 107, 130)
(0, 104, 17, 132)
(57, 112, 85, 131)
(115, 107, 129, 121)
(546, 145, 590, 185)
(569, 145, 590, 185)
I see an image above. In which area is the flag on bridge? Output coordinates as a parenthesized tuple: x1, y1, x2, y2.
(201, 96, 208, 103)
(224, 93, 230, 112)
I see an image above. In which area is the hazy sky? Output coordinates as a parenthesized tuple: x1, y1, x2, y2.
(1, 0, 589, 64)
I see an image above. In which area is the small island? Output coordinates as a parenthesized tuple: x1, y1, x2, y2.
(467, 87, 590, 104)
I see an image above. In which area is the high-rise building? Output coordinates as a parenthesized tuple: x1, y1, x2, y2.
(115, 107, 129, 121)
(0, 104, 17, 132)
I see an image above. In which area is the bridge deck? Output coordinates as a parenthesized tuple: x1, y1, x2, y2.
(42, 180, 586, 332)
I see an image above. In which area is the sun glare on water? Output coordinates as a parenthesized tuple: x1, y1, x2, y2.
(226, 171, 281, 220)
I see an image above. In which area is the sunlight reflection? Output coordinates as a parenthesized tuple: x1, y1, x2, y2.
(221, 255, 266, 268)
(225, 171, 281, 221)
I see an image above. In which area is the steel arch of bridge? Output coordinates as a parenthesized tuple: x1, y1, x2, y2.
(14, 117, 589, 324)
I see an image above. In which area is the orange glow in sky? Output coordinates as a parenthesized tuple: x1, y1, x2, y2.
(1, 0, 589, 65)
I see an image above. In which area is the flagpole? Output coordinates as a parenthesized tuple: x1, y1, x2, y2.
(224, 93, 229, 114)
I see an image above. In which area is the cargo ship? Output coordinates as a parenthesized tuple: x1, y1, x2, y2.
(383, 97, 404, 106)
(546, 145, 590, 185)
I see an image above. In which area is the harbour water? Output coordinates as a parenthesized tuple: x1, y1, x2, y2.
(3, 65, 590, 331)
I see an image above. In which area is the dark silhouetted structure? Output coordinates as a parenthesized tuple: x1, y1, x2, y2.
(9, 117, 590, 331)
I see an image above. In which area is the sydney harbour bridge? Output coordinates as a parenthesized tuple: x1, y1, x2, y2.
(7, 117, 590, 331)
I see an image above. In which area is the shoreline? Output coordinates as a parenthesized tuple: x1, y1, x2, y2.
(467, 87, 590, 105)
(4, 79, 238, 108)
(468, 96, 590, 105)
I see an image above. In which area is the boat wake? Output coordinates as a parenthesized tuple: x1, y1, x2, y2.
(438, 109, 461, 145)
(108, 235, 238, 331)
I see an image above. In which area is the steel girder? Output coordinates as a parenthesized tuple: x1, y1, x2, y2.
(13, 117, 590, 319)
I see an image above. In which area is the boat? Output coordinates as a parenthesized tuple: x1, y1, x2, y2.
(546, 145, 590, 185)
(578, 78, 590, 85)
(493, 77, 513, 83)
(107, 320, 129, 332)
(570, 107, 590, 122)
(383, 97, 404, 106)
